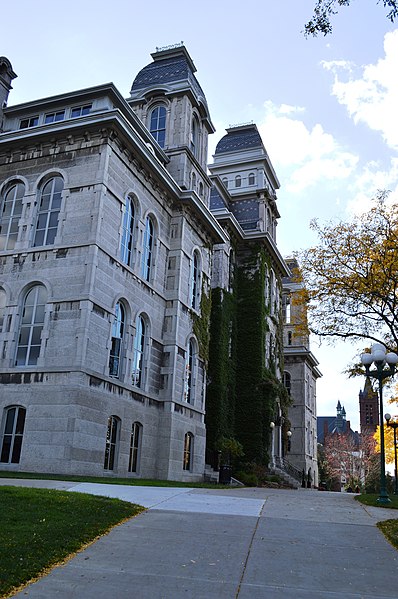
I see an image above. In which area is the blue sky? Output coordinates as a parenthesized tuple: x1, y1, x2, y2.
(3, 0, 398, 428)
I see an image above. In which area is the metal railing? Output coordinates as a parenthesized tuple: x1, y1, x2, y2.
(283, 459, 303, 483)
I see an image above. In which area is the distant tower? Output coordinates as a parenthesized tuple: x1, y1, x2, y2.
(0, 57, 17, 130)
(359, 377, 379, 434)
(336, 401, 346, 433)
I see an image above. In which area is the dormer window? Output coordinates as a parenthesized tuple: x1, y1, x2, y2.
(149, 106, 166, 148)
(19, 116, 39, 129)
(222, 178, 228, 189)
(248, 173, 255, 185)
(45, 110, 65, 124)
(70, 104, 92, 118)
(235, 175, 241, 188)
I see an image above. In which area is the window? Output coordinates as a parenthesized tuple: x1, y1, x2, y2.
(149, 106, 166, 148)
(132, 315, 146, 387)
(44, 110, 65, 124)
(222, 178, 228, 189)
(33, 176, 63, 247)
(120, 198, 135, 266)
(235, 175, 241, 188)
(190, 251, 200, 310)
(103, 416, 120, 471)
(70, 104, 92, 118)
(282, 295, 291, 324)
(16, 285, 47, 366)
(191, 172, 196, 191)
(19, 116, 39, 129)
(248, 173, 255, 185)
(0, 406, 26, 464)
(283, 372, 291, 396)
(190, 115, 199, 158)
(199, 182, 204, 198)
(184, 339, 195, 404)
(109, 302, 125, 378)
(0, 288, 6, 333)
(288, 331, 293, 346)
(141, 216, 154, 282)
(128, 421, 142, 473)
(228, 250, 235, 291)
(0, 182, 24, 251)
(183, 432, 193, 471)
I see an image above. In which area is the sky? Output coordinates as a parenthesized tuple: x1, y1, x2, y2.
(3, 0, 398, 429)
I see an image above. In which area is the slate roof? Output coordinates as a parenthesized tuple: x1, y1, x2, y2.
(230, 199, 259, 230)
(209, 187, 229, 211)
(131, 55, 207, 103)
(215, 126, 263, 155)
(317, 416, 360, 446)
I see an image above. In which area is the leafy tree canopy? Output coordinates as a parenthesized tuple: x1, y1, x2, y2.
(295, 193, 398, 350)
(374, 422, 397, 464)
(305, 0, 398, 36)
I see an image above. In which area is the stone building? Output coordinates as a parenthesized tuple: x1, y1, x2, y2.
(282, 258, 321, 487)
(0, 46, 318, 481)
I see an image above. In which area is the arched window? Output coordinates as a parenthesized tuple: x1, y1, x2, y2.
(0, 406, 26, 464)
(128, 421, 142, 473)
(0, 182, 24, 251)
(16, 285, 47, 366)
(283, 372, 291, 396)
(132, 315, 146, 387)
(141, 216, 154, 282)
(228, 250, 235, 291)
(183, 432, 193, 471)
(282, 295, 291, 324)
(103, 415, 120, 471)
(191, 172, 196, 191)
(199, 182, 204, 198)
(190, 115, 199, 158)
(34, 176, 63, 246)
(222, 178, 228, 189)
(235, 175, 241, 188)
(248, 173, 255, 185)
(109, 301, 125, 378)
(184, 339, 195, 404)
(0, 287, 6, 334)
(120, 198, 135, 266)
(149, 106, 166, 148)
(190, 251, 200, 310)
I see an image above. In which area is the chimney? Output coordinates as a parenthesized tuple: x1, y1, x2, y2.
(0, 57, 17, 131)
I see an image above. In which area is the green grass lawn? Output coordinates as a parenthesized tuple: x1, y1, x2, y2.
(0, 470, 222, 488)
(0, 486, 144, 598)
(356, 493, 398, 550)
(355, 493, 398, 509)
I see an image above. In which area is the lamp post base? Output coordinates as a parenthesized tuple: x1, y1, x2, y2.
(377, 494, 392, 505)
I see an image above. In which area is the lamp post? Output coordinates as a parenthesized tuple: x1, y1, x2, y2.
(385, 413, 398, 495)
(360, 344, 398, 504)
(287, 430, 292, 453)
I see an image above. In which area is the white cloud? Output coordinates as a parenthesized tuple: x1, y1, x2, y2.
(345, 157, 398, 215)
(258, 101, 358, 193)
(323, 29, 398, 150)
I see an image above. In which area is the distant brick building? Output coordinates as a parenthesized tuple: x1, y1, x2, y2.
(359, 378, 379, 434)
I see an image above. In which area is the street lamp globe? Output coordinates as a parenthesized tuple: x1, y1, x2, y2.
(386, 353, 398, 365)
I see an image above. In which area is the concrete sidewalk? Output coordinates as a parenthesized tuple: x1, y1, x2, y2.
(3, 480, 398, 598)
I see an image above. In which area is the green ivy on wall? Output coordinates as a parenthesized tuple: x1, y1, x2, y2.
(205, 287, 236, 451)
(191, 280, 212, 365)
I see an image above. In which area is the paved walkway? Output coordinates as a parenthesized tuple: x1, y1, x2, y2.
(3, 480, 398, 598)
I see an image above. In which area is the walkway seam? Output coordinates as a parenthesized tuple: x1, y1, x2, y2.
(235, 499, 267, 598)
